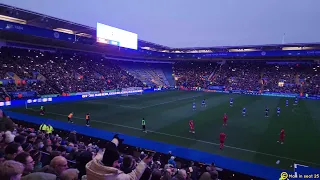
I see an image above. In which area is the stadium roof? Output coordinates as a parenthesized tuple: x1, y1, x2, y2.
(1, 3, 320, 52)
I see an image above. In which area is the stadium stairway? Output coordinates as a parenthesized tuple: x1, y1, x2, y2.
(162, 66, 175, 87)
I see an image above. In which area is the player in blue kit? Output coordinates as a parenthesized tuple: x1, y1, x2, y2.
(192, 102, 196, 111)
(277, 107, 280, 116)
(265, 106, 269, 117)
(294, 96, 298, 105)
(286, 99, 289, 107)
(230, 98, 233, 107)
(242, 107, 246, 117)
(202, 99, 206, 107)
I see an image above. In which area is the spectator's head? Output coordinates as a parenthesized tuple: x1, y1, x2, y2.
(21, 143, 33, 153)
(57, 146, 67, 156)
(14, 152, 35, 174)
(120, 155, 136, 173)
(176, 169, 187, 179)
(26, 134, 36, 144)
(150, 169, 162, 180)
(4, 131, 15, 144)
(50, 156, 68, 175)
(102, 148, 120, 168)
(59, 168, 79, 180)
(5, 143, 23, 160)
(29, 149, 42, 163)
(14, 135, 26, 145)
(102, 137, 120, 168)
(0, 160, 24, 180)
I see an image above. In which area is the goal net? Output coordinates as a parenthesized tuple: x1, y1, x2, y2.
(121, 87, 143, 96)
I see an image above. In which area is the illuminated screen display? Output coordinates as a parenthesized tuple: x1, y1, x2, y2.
(96, 22, 138, 50)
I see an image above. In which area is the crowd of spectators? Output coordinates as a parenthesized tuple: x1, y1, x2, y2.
(0, 109, 226, 180)
(0, 47, 144, 97)
(174, 61, 320, 95)
(1, 46, 319, 99)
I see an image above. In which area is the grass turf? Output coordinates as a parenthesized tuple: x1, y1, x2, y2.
(8, 91, 320, 170)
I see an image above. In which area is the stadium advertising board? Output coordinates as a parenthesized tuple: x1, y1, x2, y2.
(96, 22, 138, 50)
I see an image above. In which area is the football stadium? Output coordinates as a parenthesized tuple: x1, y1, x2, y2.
(0, 2, 320, 180)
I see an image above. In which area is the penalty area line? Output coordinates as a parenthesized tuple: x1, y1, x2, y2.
(25, 107, 320, 166)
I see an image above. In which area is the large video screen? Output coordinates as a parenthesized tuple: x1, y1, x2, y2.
(96, 22, 138, 50)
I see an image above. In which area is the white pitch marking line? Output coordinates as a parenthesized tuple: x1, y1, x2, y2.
(25, 108, 320, 166)
(83, 94, 204, 110)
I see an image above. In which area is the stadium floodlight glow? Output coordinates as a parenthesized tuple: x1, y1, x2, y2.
(0, 15, 26, 24)
(53, 28, 74, 34)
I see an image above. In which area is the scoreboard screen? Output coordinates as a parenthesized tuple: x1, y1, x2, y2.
(96, 22, 138, 50)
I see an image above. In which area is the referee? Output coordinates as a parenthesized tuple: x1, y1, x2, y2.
(142, 118, 146, 133)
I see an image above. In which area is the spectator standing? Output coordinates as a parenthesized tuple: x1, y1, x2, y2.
(85, 135, 153, 180)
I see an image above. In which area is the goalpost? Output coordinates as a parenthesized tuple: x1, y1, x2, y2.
(121, 87, 143, 97)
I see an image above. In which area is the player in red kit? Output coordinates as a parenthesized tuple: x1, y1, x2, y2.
(189, 120, 195, 134)
(219, 132, 226, 150)
(277, 128, 285, 144)
(223, 113, 228, 126)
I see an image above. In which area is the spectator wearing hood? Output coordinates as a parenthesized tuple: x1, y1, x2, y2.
(85, 134, 153, 180)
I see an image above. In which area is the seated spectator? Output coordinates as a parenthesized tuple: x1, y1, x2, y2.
(85, 135, 153, 180)
(75, 151, 92, 179)
(60, 168, 79, 180)
(5, 143, 23, 160)
(173, 169, 188, 180)
(14, 152, 35, 176)
(38, 156, 68, 176)
(20, 172, 57, 180)
(4, 131, 15, 144)
(187, 161, 199, 180)
(29, 149, 42, 171)
(150, 169, 162, 180)
(14, 135, 26, 145)
(120, 155, 137, 173)
(21, 143, 33, 153)
(199, 163, 218, 180)
(0, 160, 24, 180)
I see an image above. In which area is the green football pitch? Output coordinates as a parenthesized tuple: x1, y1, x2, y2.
(8, 91, 320, 169)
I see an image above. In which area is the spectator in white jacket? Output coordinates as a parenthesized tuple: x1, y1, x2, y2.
(85, 135, 153, 180)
